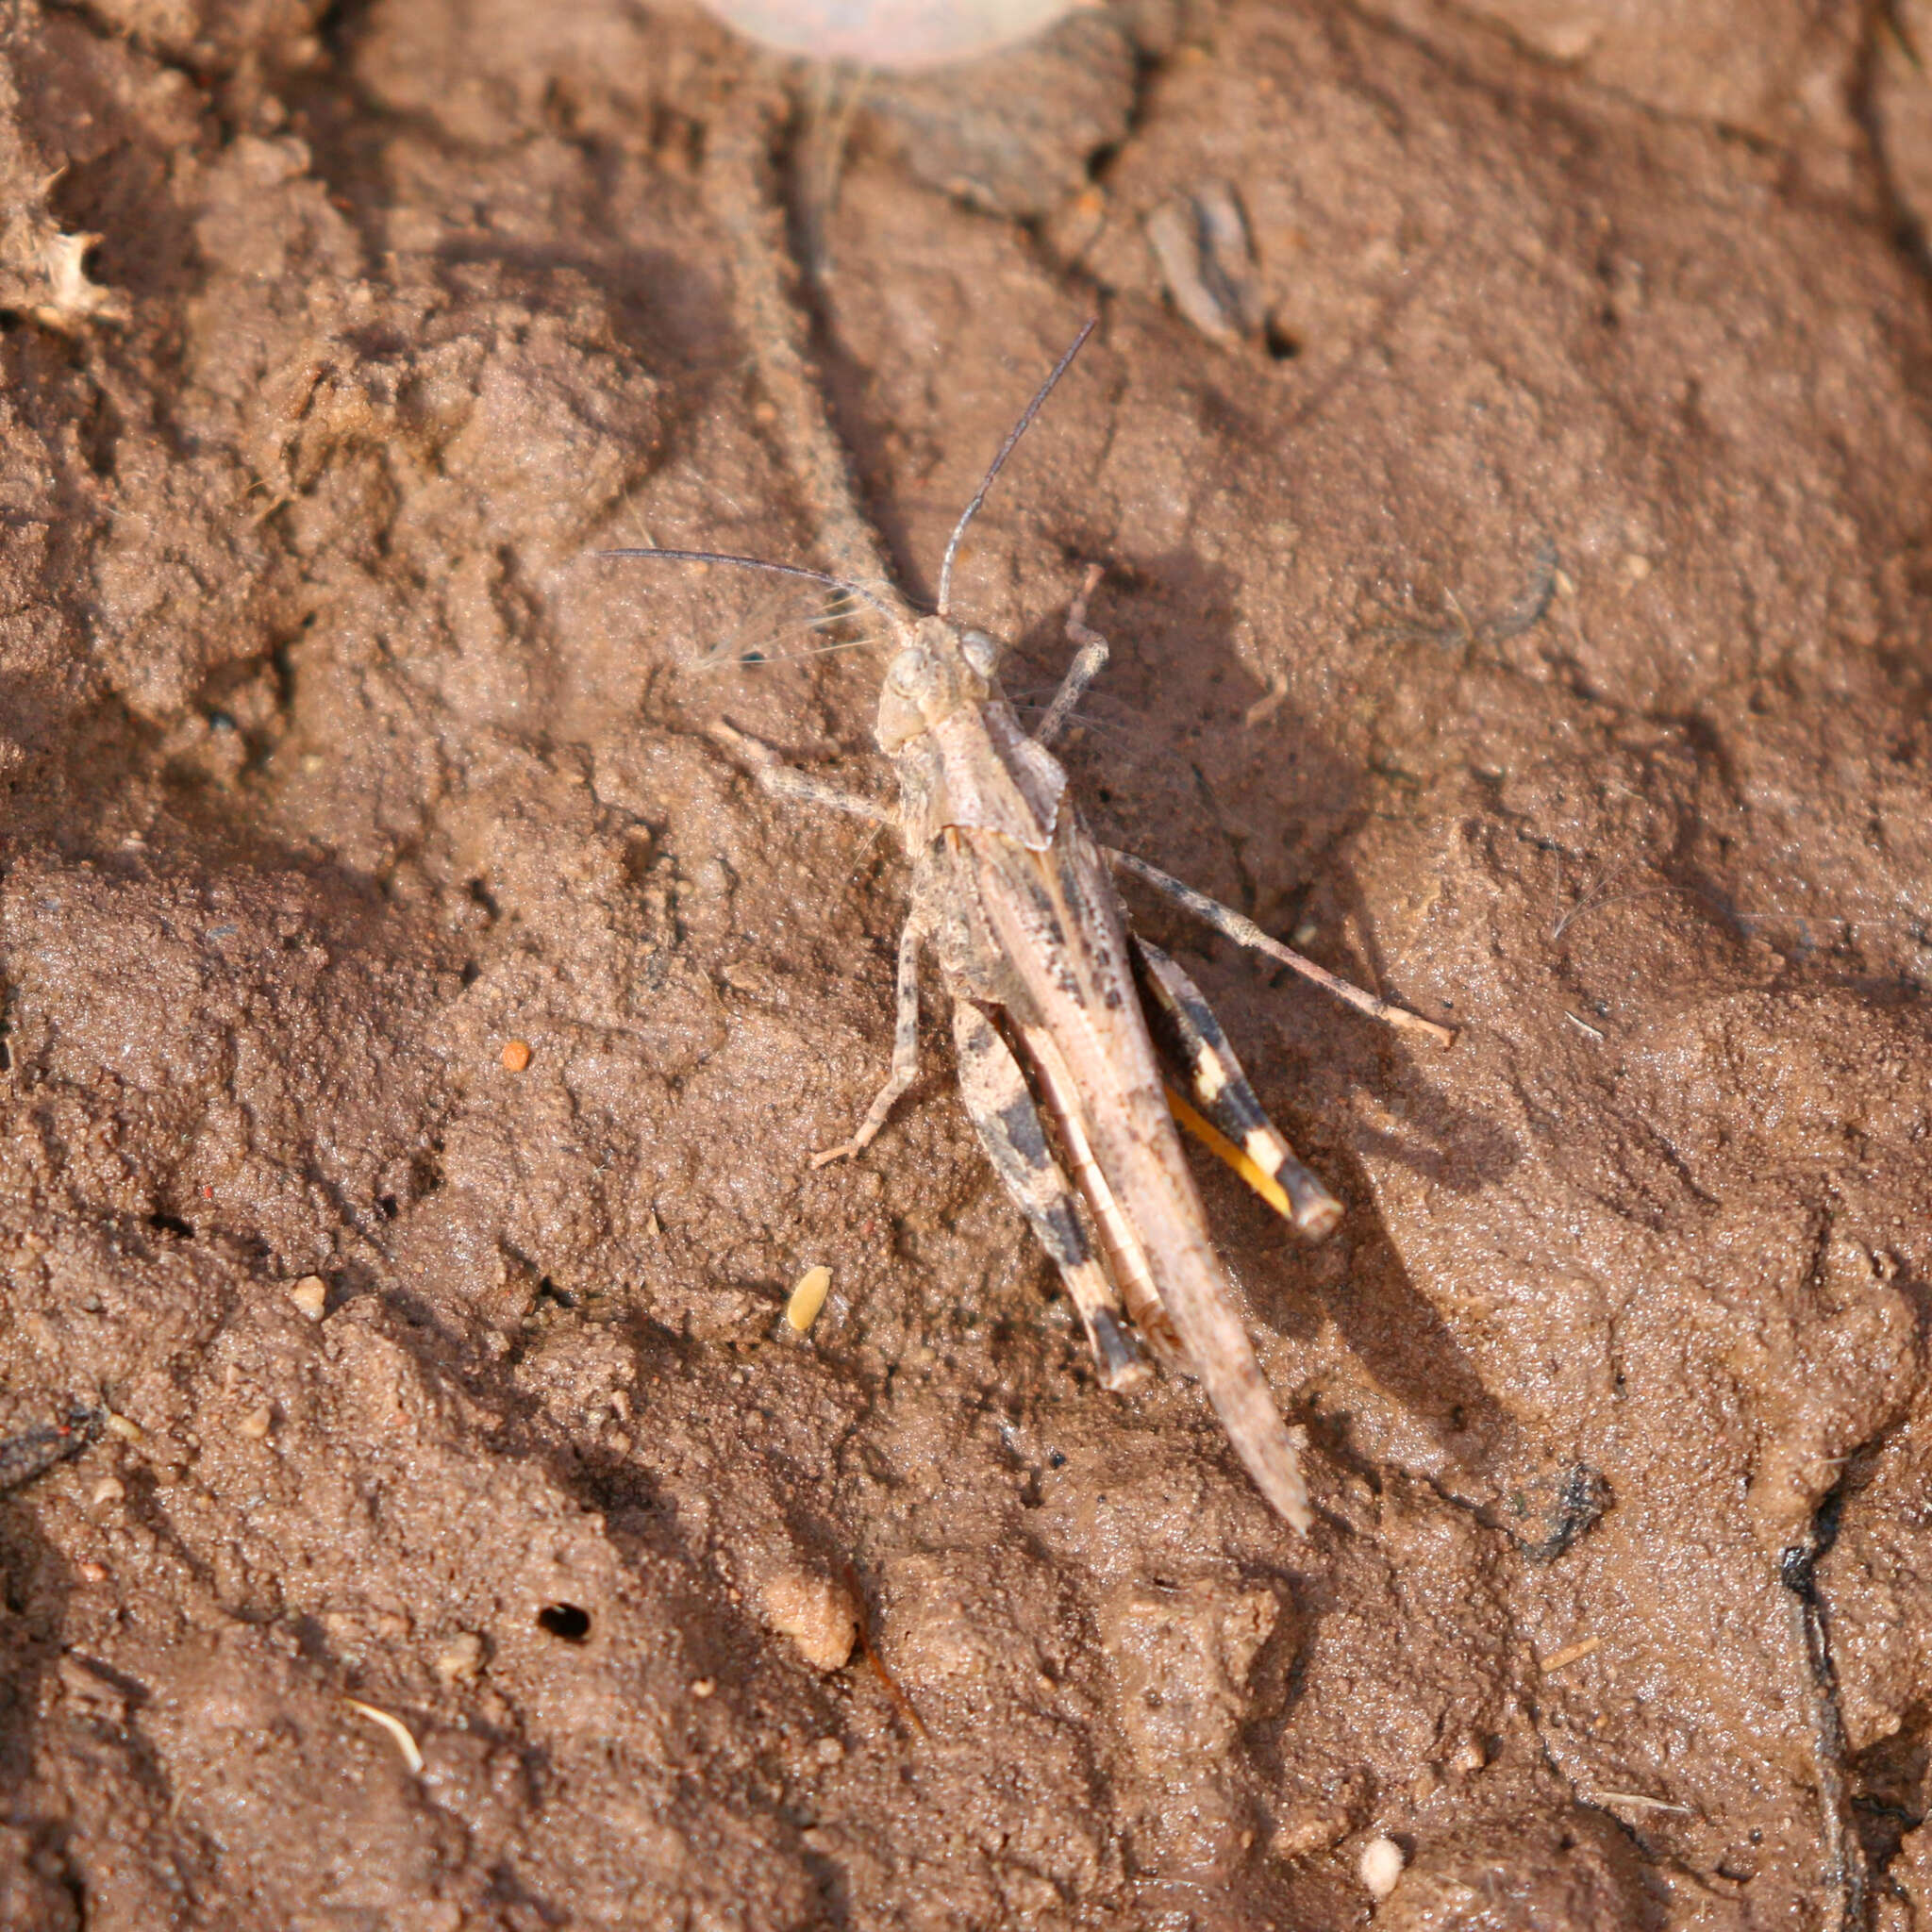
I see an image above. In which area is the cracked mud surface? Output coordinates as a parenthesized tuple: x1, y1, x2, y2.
(1, 1, 1930, 1925)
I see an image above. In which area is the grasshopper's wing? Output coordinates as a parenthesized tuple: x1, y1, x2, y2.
(963, 813, 1313, 1532)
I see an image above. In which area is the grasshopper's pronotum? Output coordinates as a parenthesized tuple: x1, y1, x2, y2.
(609, 114, 1455, 1527)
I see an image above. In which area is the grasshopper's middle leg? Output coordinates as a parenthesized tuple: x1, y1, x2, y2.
(950, 1002, 1148, 1392)
(812, 912, 925, 1168)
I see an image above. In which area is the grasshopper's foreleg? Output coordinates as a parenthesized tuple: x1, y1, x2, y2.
(812, 912, 925, 1168)
(1033, 564, 1109, 749)
(1131, 937, 1343, 1239)
(950, 1003, 1148, 1392)
(1105, 847, 1459, 1049)
(759, 767, 889, 821)
(708, 720, 889, 823)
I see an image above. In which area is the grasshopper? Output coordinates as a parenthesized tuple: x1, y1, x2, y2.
(610, 322, 1454, 1530)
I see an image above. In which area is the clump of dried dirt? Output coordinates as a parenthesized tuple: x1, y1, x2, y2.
(0, 1, 1928, 1926)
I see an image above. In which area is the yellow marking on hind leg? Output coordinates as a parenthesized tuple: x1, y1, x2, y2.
(1165, 1085, 1294, 1224)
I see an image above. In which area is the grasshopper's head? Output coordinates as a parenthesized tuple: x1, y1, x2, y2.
(875, 616, 1001, 753)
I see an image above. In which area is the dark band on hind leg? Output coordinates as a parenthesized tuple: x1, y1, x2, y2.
(1132, 938, 1343, 1239)
(951, 1002, 1147, 1391)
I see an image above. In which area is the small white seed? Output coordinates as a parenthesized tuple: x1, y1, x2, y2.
(786, 1265, 833, 1334)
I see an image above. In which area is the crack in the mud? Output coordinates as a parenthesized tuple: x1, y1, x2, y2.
(1782, 1483, 1869, 1932)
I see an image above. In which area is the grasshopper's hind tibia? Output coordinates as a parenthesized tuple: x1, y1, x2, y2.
(952, 1004, 1150, 1391)
(1132, 939, 1343, 1239)
(1106, 847, 1459, 1049)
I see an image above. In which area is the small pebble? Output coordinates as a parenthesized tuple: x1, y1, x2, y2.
(1359, 1835, 1406, 1901)
(501, 1039, 532, 1072)
(760, 1569, 858, 1672)
(235, 1404, 273, 1440)
(695, 0, 1081, 68)
(289, 1275, 328, 1321)
(691, 1677, 716, 1699)
(813, 1736, 844, 1764)
(76, 1560, 108, 1584)
(433, 1632, 485, 1685)
(90, 1476, 125, 1507)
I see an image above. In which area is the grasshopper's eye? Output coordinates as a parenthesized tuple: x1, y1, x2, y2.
(959, 630, 999, 678)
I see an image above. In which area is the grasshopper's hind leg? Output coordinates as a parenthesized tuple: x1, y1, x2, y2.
(813, 914, 926, 1168)
(1131, 938, 1343, 1239)
(951, 1002, 1149, 1392)
(1105, 847, 1458, 1048)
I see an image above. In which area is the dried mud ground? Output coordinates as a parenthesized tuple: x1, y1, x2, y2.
(1, 0, 1931, 1926)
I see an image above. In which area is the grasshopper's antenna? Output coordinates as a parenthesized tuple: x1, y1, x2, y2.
(936, 317, 1098, 618)
(598, 546, 897, 623)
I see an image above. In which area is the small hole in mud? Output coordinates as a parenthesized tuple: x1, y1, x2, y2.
(459, 961, 480, 987)
(377, 1194, 399, 1220)
(0, 1041, 10, 1073)
(536, 1276, 577, 1309)
(1263, 319, 1302, 361)
(538, 1603, 591, 1641)
(148, 1212, 195, 1240)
